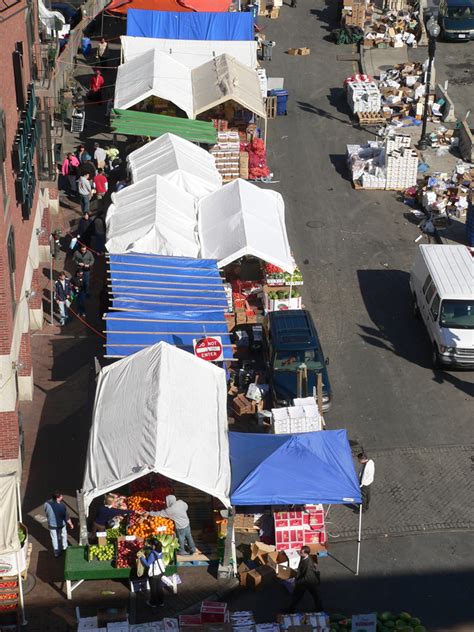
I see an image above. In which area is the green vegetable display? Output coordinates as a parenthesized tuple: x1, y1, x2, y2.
(155, 534, 179, 566)
(329, 612, 425, 632)
(88, 544, 115, 561)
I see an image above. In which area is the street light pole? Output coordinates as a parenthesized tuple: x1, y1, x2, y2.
(418, 17, 441, 150)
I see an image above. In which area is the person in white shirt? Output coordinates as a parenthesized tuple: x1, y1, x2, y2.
(93, 142, 107, 170)
(358, 452, 375, 513)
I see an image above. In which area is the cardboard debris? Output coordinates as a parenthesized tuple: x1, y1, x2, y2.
(287, 47, 311, 56)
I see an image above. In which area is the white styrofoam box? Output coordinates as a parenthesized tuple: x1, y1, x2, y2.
(78, 618, 99, 631)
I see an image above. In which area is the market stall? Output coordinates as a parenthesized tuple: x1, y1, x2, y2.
(125, 9, 254, 40)
(107, 0, 232, 13)
(121, 36, 258, 69)
(103, 253, 233, 359)
(105, 175, 198, 256)
(228, 430, 364, 574)
(127, 133, 222, 198)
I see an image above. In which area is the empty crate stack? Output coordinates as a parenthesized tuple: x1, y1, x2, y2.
(346, 81, 381, 115)
(209, 131, 241, 183)
(385, 135, 418, 190)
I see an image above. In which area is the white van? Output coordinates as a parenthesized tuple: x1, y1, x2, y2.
(410, 245, 474, 368)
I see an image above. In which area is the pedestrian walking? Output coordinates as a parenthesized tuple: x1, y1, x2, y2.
(73, 244, 95, 296)
(76, 144, 92, 164)
(71, 269, 87, 317)
(43, 491, 74, 557)
(54, 271, 72, 326)
(93, 142, 107, 170)
(95, 37, 109, 67)
(93, 215, 106, 254)
(93, 168, 108, 198)
(139, 539, 166, 608)
(150, 495, 196, 556)
(78, 172, 93, 214)
(61, 153, 80, 195)
(290, 0, 297, 7)
(76, 211, 95, 248)
(89, 69, 105, 101)
(358, 452, 375, 513)
(288, 546, 322, 613)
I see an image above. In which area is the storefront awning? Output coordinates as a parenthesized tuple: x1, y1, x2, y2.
(111, 110, 217, 144)
(82, 342, 231, 513)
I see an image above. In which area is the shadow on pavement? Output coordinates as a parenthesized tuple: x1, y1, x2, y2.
(329, 154, 352, 182)
(296, 101, 350, 125)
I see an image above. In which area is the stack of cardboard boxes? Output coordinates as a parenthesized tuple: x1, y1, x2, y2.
(346, 81, 382, 114)
(342, 0, 367, 28)
(385, 135, 418, 190)
(209, 131, 241, 182)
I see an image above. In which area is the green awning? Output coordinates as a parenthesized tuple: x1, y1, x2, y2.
(111, 109, 217, 144)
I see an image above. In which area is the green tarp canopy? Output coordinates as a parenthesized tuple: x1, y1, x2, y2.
(111, 109, 217, 144)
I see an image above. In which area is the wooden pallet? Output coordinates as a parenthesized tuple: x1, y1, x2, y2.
(355, 111, 387, 126)
(266, 96, 277, 119)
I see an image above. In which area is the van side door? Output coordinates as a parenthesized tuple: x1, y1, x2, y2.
(420, 275, 436, 331)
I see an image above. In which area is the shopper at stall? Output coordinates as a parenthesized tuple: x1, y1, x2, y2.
(73, 244, 95, 296)
(76, 144, 92, 164)
(71, 269, 86, 318)
(139, 539, 166, 608)
(93, 142, 107, 170)
(43, 491, 74, 557)
(76, 211, 95, 248)
(54, 271, 72, 326)
(150, 495, 196, 556)
(358, 452, 375, 513)
(61, 152, 80, 195)
(77, 172, 93, 215)
(288, 546, 322, 613)
(92, 493, 129, 535)
(89, 69, 105, 101)
(95, 37, 109, 67)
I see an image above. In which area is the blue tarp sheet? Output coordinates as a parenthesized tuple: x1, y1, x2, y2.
(126, 9, 254, 40)
(106, 253, 232, 359)
(229, 430, 362, 506)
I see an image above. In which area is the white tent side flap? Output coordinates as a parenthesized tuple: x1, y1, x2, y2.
(127, 133, 222, 198)
(0, 460, 20, 555)
(198, 179, 295, 273)
(121, 36, 258, 70)
(82, 342, 231, 514)
(105, 174, 199, 257)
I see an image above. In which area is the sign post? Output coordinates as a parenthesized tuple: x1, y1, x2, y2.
(193, 336, 224, 362)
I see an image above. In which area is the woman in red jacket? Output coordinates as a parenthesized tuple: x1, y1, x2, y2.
(89, 69, 104, 101)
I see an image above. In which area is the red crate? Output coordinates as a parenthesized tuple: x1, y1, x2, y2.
(201, 601, 228, 623)
(179, 615, 202, 626)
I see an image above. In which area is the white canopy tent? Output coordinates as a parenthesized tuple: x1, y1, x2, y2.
(81, 342, 231, 517)
(114, 50, 266, 120)
(198, 178, 295, 273)
(121, 36, 258, 70)
(127, 133, 222, 198)
(106, 174, 199, 256)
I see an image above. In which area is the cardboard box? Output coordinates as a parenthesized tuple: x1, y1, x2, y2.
(263, 550, 288, 569)
(243, 565, 276, 589)
(251, 541, 276, 564)
(298, 47, 311, 55)
(201, 602, 228, 624)
(276, 565, 296, 580)
(180, 615, 203, 626)
(287, 48, 299, 55)
(233, 393, 253, 416)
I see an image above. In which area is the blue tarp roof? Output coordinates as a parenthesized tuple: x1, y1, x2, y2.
(106, 253, 233, 359)
(126, 9, 254, 40)
(229, 430, 362, 506)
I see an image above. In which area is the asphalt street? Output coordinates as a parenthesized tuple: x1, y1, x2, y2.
(432, 41, 474, 120)
(238, 0, 474, 627)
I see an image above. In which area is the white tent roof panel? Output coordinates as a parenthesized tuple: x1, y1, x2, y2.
(121, 36, 258, 70)
(127, 133, 222, 198)
(82, 342, 231, 513)
(198, 179, 294, 273)
(106, 174, 199, 257)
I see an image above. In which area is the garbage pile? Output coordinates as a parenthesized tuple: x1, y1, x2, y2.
(418, 162, 474, 219)
(363, 7, 421, 48)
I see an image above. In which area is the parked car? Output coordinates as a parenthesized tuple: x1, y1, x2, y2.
(438, 0, 474, 40)
(410, 245, 474, 368)
(262, 309, 332, 411)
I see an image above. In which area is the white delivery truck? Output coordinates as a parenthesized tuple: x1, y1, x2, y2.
(410, 245, 474, 368)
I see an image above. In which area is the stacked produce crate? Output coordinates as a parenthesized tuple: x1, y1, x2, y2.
(346, 81, 381, 114)
(385, 135, 418, 190)
(209, 131, 240, 183)
(343, 0, 366, 28)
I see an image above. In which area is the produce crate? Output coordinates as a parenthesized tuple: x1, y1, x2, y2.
(356, 111, 387, 126)
(266, 96, 277, 119)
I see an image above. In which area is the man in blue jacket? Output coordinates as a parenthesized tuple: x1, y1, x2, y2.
(43, 491, 73, 557)
(54, 271, 72, 326)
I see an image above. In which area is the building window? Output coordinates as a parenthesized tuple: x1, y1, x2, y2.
(0, 109, 8, 214)
(12, 42, 25, 111)
(7, 226, 16, 314)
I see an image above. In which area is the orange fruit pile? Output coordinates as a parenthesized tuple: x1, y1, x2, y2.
(127, 515, 174, 538)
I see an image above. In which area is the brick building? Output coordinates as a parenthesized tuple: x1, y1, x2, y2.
(0, 0, 55, 469)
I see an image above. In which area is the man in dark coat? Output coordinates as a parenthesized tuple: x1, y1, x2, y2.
(288, 546, 322, 612)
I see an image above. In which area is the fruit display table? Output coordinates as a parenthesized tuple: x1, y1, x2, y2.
(63, 546, 177, 600)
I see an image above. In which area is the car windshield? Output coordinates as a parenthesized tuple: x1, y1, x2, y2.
(439, 299, 474, 329)
(274, 349, 322, 370)
(446, 6, 473, 18)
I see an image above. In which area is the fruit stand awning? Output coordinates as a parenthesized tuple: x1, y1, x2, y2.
(82, 342, 231, 514)
(198, 179, 295, 273)
(126, 9, 253, 40)
(121, 36, 258, 69)
(229, 430, 362, 506)
(127, 133, 222, 198)
(107, 0, 232, 15)
(111, 110, 217, 145)
(106, 175, 199, 257)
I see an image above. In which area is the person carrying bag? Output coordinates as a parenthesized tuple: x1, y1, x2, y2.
(139, 540, 166, 608)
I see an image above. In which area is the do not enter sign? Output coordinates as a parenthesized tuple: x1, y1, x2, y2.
(193, 336, 224, 362)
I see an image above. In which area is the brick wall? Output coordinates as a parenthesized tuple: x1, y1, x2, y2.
(39, 207, 51, 246)
(18, 332, 32, 377)
(0, 252, 14, 355)
(0, 409, 19, 460)
(29, 268, 42, 309)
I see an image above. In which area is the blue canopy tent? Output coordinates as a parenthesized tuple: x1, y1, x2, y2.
(229, 430, 365, 574)
(126, 9, 254, 40)
(105, 253, 233, 360)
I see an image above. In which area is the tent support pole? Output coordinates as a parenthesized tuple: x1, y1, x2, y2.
(223, 508, 237, 576)
(355, 503, 362, 576)
(17, 481, 23, 522)
(264, 116, 268, 148)
(77, 490, 88, 546)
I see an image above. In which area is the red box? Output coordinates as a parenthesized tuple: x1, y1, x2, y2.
(201, 601, 228, 624)
(309, 514, 324, 528)
(303, 531, 320, 545)
(179, 615, 202, 626)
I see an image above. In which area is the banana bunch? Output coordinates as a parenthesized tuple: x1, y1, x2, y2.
(155, 534, 179, 566)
